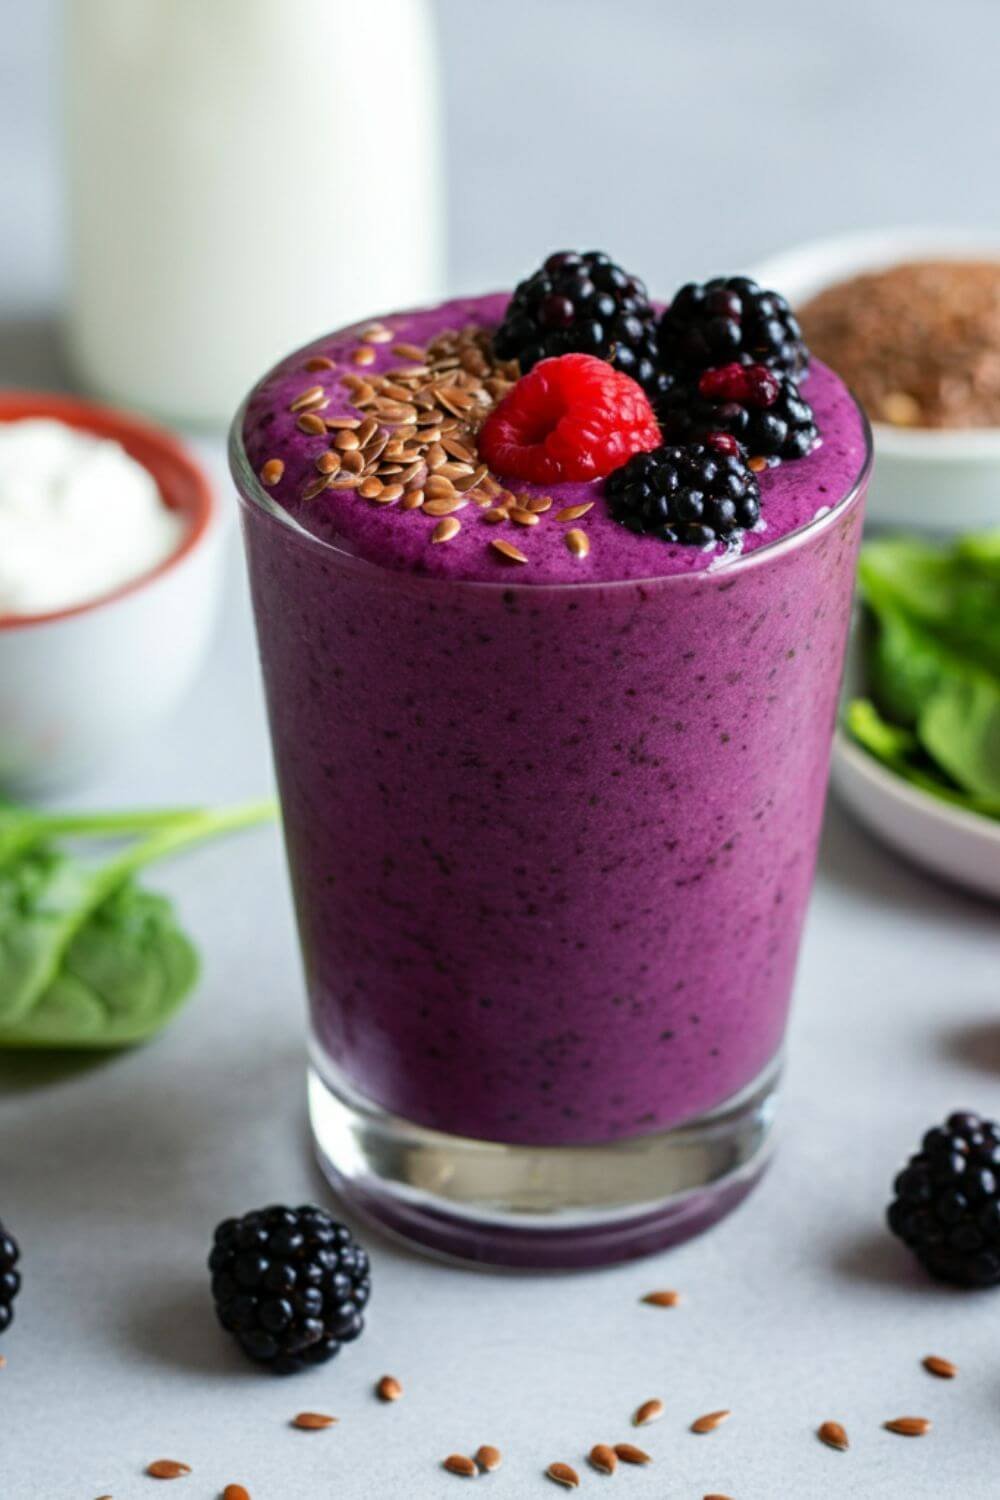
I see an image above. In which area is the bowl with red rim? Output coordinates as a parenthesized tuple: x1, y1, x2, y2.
(0, 391, 223, 792)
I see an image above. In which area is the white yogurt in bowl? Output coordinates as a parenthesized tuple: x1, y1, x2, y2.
(0, 418, 185, 618)
(0, 393, 221, 792)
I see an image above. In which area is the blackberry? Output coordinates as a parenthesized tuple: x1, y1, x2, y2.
(658, 364, 818, 462)
(887, 1111, 1000, 1288)
(494, 250, 670, 397)
(0, 1220, 20, 1335)
(606, 440, 760, 547)
(658, 276, 808, 378)
(209, 1204, 370, 1374)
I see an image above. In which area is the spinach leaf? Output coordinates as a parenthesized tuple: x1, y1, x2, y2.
(860, 535, 1000, 677)
(0, 848, 96, 1027)
(957, 529, 1000, 581)
(0, 881, 198, 1048)
(0, 799, 274, 1049)
(919, 672, 1000, 802)
(845, 698, 1000, 819)
(867, 605, 946, 728)
(849, 529, 1000, 820)
(845, 698, 919, 764)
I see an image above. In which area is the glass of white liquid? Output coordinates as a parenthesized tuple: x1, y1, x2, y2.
(65, 0, 445, 426)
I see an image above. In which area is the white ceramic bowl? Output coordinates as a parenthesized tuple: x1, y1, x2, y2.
(0, 392, 223, 794)
(751, 228, 1000, 532)
(831, 623, 1000, 901)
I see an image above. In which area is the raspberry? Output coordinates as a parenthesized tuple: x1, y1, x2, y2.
(478, 353, 661, 486)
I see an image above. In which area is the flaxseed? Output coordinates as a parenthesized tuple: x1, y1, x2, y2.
(691, 1410, 731, 1435)
(817, 1420, 849, 1452)
(291, 1411, 338, 1430)
(442, 1454, 477, 1478)
(301, 473, 332, 501)
(296, 412, 327, 436)
(883, 1416, 931, 1437)
(490, 538, 528, 564)
(588, 1444, 617, 1474)
(424, 496, 466, 517)
(288, 384, 326, 413)
(613, 1443, 651, 1465)
(633, 1398, 664, 1427)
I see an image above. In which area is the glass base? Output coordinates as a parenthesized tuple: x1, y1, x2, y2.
(308, 1052, 780, 1269)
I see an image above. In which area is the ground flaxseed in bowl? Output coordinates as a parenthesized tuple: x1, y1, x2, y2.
(799, 260, 1000, 428)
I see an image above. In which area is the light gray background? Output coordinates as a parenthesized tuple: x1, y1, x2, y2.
(3, 3, 1000, 1496)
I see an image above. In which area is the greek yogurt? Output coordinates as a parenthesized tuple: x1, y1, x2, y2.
(0, 418, 184, 617)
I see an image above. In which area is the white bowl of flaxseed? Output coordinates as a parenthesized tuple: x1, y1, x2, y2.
(752, 227, 1000, 532)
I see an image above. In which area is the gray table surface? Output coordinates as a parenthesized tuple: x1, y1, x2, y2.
(4, 2, 1000, 1496)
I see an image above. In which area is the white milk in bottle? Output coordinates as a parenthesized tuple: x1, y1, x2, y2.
(65, 0, 445, 425)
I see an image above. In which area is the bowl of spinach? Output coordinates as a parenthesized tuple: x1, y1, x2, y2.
(833, 529, 1000, 899)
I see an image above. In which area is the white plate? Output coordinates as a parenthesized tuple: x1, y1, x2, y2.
(750, 227, 1000, 534)
(830, 626, 1000, 901)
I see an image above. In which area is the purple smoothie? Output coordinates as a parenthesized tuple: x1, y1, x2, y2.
(236, 294, 869, 1147)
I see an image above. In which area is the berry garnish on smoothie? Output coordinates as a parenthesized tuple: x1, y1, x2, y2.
(242, 252, 862, 583)
(492, 249, 669, 396)
(477, 353, 661, 484)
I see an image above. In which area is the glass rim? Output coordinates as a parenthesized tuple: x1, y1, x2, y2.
(228, 390, 873, 595)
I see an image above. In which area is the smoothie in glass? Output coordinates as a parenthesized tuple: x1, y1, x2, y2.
(233, 284, 869, 1266)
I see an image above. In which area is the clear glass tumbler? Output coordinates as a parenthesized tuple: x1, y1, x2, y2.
(232, 413, 870, 1267)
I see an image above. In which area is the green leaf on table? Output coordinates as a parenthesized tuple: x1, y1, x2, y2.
(0, 848, 97, 1027)
(0, 881, 199, 1048)
(0, 798, 274, 1050)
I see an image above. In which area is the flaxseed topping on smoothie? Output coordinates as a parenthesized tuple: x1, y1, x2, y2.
(241, 255, 868, 584)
